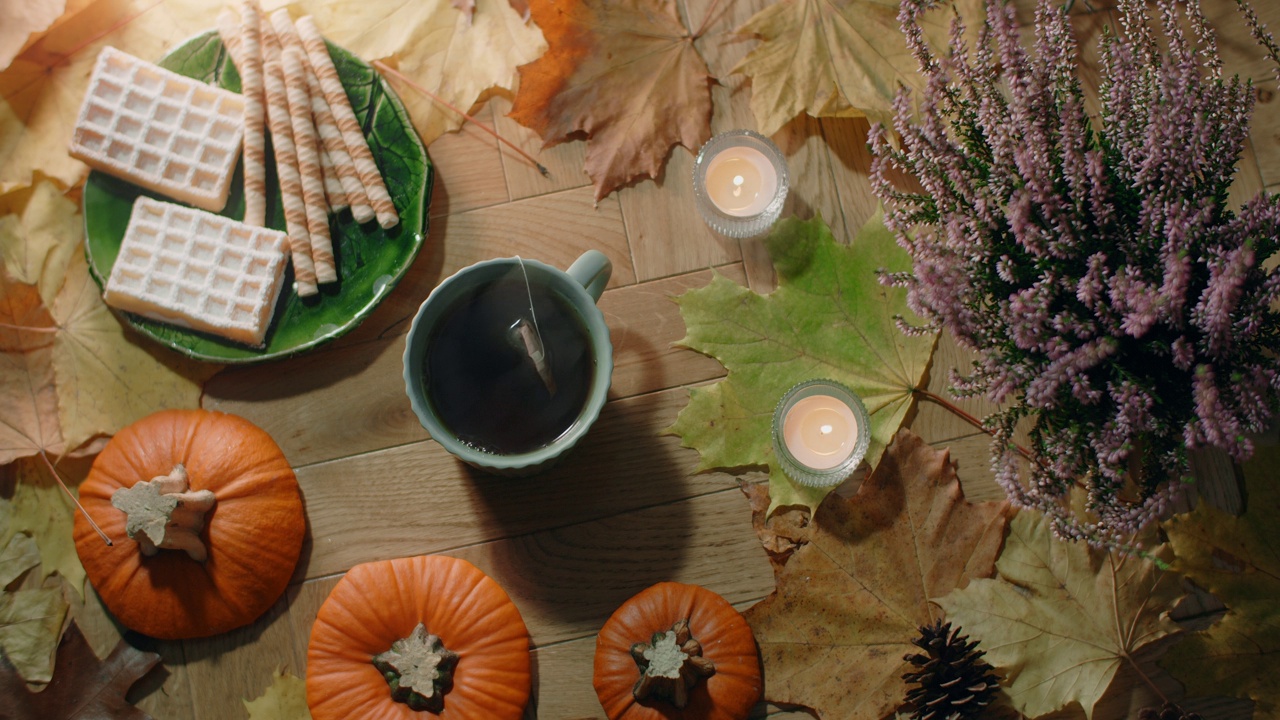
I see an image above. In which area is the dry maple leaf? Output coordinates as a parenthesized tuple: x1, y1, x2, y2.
(0, 178, 216, 460)
(294, 0, 544, 147)
(0, 0, 224, 192)
(0, 0, 66, 72)
(0, 622, 159, 719)
(0, 584, 69, 685)
(743, 429, 1011, 719)
(937, 511, 1184, 720)
(0, 274, 66, 464)
(452, 0, 530, 24)
(244, 669, 312, 720)
(732, 0, 982, 137)
(1160, 444, 1280, 717)
(508, 0, 713, 201)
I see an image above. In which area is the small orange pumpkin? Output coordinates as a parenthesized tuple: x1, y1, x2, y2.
(594, 582, 762, 720)
(307, 554, 532, 720)
(73, 409, 305, 640)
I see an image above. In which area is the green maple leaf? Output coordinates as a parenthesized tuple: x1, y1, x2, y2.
(668, 210, 936, 514)
(937, 512, 1185, 720)
(1160, 444, 1280, 716)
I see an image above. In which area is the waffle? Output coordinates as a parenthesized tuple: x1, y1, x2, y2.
(103, 197, 290, 347)
(69, 47, 245, 212)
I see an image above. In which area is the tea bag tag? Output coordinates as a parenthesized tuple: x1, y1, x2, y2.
(509, 318, 557, 395)
(507, 257, 556, 396)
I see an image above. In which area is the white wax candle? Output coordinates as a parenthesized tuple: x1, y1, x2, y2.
(782, 394, 860, 470)
(704, 145, 779, 217)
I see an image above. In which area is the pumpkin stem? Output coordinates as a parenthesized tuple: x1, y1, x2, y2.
(372, 623, 460, 713)
(110, 465, 216, 562)
(630, 618, 716, 708)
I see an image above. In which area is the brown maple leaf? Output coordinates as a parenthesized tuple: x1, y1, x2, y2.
(508, 0, 713, 201)
(0, 271, 66, 463)
(0, 622, 160, 720)
(743, 429, 1012, 719)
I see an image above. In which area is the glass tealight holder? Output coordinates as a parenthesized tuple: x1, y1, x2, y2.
(771, 379, 871, 488)
(692, 130, 789, 239)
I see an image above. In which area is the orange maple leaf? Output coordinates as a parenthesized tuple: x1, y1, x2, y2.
(508, 0, 713, 201)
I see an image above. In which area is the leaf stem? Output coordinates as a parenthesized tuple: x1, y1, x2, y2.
(372, 60, 550, 178)
(39, 451, 113, 547)
(912, 387, 1037, 461)
(0, 321, 59, 333)
(1121, 651, 1170, 705)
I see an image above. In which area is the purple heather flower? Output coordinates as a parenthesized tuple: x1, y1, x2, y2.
(873, 0, 1280, 548)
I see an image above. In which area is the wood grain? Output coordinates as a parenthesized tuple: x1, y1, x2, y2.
(122, 1, 1275, 717)
(292, 388, 747, 580)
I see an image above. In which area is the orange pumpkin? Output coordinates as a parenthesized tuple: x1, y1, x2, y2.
(594, 582, 762, 720)
(307, 554, 531, 720)
(73, 409, 304, 640)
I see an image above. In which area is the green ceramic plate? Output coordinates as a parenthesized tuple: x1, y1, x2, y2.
(83, 31, 432, 363)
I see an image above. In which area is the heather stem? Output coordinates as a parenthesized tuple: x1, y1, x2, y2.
(913, 387, 1037, 461)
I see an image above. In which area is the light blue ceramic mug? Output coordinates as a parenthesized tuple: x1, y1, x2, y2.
(402, 251, 613, 476)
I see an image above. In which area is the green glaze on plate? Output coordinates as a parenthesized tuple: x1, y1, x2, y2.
(83, 32, 432, 363)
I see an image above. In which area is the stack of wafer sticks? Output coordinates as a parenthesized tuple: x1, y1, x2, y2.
(217, 1, 399, 298)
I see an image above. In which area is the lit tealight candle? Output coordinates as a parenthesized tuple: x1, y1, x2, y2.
(772, 379, 870, 487)
(693, 130, 789, 238)
(704, 146, 778, 217)
(782, 394, 859, 470)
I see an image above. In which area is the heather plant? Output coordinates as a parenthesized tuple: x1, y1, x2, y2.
(870, 0, 1280, 547)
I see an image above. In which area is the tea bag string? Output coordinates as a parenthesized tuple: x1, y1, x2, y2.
(512, 257, 556, 395)
(516, 256, 545, 347)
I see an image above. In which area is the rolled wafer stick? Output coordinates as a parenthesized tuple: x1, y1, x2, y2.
(270, 10, 372, 222)
(261, 37, 317, 296)
(297, 15, 399, 229)
(238, 2, 269, 226)
(319, 145, 349, 211)
(283, 46, 337, 284)
(216, 10, 242, 62)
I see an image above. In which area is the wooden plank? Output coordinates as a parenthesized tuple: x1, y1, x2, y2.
(449, 488, 773, 647)
(423, 101, 509, 217)
(488, 95, 593, 201)
(184, 594, 308, 720)
(204, 266, 738, 467)
(203, 338, 424, 468)
(616, 148, 744, 282)
(293, 387, 747, 579)
(598, 264, 742, 398)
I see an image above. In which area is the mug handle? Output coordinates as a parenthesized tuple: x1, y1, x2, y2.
(567, 250, 612, 302)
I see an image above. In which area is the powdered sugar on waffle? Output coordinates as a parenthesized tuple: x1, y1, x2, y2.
(104, 197, 289, 347)
(70, 47, 244, 212)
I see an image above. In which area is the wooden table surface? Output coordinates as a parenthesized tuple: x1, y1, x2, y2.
(60, 0, 1280, 718)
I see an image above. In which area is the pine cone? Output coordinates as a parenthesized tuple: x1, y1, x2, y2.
(1137, 702, 1203, 720)
(902, 620, 1000, 720)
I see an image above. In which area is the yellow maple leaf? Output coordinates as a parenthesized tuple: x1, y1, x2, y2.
(0, 0, 66, 72)
(732, 0, 982, 137)
(291, 0, 545, 146)
(0, 0, 225, 192)
(243, 669, 312, 720)
(0, 178, 217, 457)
